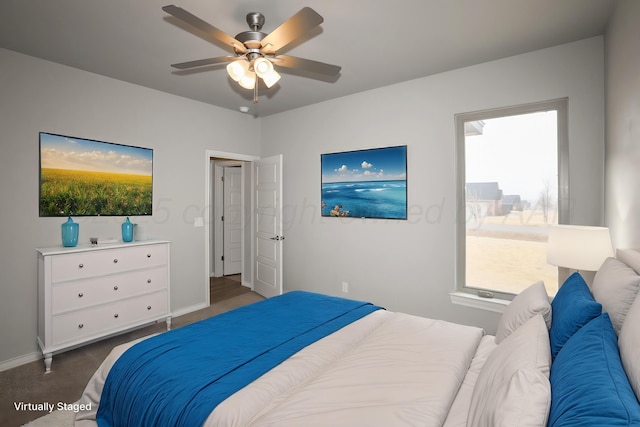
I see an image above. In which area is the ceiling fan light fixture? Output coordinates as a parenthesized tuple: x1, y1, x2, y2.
(261, 68, 281, 88)
(226, 60, 249, 82)
(253, 57, 273, 77)
(253, 57, 280, 88)
(238, 71, 256, 90)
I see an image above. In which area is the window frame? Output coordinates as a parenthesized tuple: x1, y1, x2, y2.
(454, 98, 569, 300)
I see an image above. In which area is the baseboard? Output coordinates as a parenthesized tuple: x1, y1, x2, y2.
(171, 302, 209, 318)
(0, 351, 42, 372)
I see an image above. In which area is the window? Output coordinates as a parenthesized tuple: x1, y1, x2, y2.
(455, 99, 568, 299)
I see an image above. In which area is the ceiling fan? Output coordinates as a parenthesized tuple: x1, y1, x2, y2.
(162, 5, 342, 103)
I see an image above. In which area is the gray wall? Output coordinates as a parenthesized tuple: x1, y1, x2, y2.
(260, 37, 606, 332)
(0, 48, 260, 366)
(605, 0, 640, 248)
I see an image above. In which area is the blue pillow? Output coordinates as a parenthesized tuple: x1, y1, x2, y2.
(549, 272, 602, 359)
(548, 313, 640, 426)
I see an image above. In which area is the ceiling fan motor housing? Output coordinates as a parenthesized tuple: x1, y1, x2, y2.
(233, 12, 267, 53)
(234, 31, 266, 52)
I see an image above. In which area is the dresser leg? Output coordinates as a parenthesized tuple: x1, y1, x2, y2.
(166, 317, 172, 331)
(43, 353, 52, 374)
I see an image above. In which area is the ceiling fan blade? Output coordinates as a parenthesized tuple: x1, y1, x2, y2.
(171, 56, 238, 70)
(260, 7, 323, 54)
(162, 5, 246, 54)
(272, 55, 341, 76)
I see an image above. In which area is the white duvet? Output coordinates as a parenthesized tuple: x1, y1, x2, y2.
(76, 310, 493, 427)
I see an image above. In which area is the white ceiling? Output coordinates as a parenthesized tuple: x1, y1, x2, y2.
(0, 0, 616, 117)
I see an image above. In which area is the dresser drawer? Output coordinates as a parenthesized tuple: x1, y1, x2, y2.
(51, 291, 169, 346)
(51, 266, 168, 314)
(50, 244, 168, 282)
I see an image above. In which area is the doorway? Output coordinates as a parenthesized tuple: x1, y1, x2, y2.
(206, 151, 257, 307)
(212, 161, 243, 278)
(210, 162, 244, 303)
(204, 150, 284, 306)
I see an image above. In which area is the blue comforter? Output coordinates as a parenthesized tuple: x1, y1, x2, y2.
(96, 291, 382, 427)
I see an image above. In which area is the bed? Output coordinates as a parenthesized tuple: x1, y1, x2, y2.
(74, 249, 640, 427)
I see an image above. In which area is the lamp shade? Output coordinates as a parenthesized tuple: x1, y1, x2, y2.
(547, 225, 614, 271)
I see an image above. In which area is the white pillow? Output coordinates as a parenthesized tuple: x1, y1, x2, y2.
(619, 293, 640, 402)
(467, 314, 551, 427)
(483, 368, 550, 427)
(592, 257, 640, 334)
(495, 281, 551, 344)
(617, 249, 640, 275)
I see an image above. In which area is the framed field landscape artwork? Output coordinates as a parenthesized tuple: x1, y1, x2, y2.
(39, 132, 153, 217)
(321, 145, 407, 219)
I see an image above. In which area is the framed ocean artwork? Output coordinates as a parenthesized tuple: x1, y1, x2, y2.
(321, 145, 407, 219)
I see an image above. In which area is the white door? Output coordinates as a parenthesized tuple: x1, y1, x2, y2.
(223, 166, 242, 275)
(253, 155, 283, 298)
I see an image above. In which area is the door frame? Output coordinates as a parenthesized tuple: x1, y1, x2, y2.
(204, 150, 259, 307)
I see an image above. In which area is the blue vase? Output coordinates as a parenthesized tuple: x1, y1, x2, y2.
(61, 217, 79, 247)
(122, 217, 133, 242)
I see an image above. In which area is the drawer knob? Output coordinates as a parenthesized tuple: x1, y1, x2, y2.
(78, 263, 84, 269)
(113, 285, 119, 291)
(78, 293, 84, 298)
(147, 305, 152, 310)
(78, 323, 84, 329)
(114, 313, 119, 318)
(113, 258, 118, 264)
(147, 279, 152, 284)
(147, 253, 151, 258)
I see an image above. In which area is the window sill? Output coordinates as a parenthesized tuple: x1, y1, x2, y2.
(449, 292, 510, 314)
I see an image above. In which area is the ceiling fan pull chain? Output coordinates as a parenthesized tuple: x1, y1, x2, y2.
(253, 73, 259, 103)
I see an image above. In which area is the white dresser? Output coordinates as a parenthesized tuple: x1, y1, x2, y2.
(36, 240, 171, 373)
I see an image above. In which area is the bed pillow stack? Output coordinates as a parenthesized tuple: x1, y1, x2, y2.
(467, 314, 551, 427)
(547, 255, 640, 426)
(548, 313, 640, 426)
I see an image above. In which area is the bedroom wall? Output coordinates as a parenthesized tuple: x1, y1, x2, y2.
(604, 0, 640, 248)
(0, 48, 260, 367)
(260, 37, 606, 333)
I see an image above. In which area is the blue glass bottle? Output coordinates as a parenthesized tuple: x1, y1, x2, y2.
(122, 217, 133, 242)
(61, 217, 79, 247)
